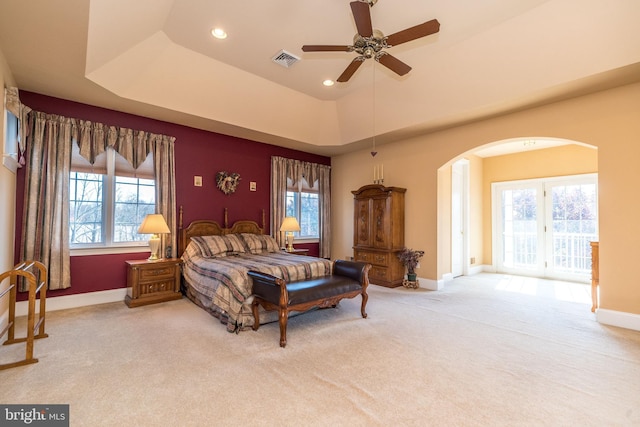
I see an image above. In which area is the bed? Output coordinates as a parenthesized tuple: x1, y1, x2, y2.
(178, 208, 332, 332)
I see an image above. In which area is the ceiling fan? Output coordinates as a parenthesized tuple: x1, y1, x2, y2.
(301, 0, 440, 82)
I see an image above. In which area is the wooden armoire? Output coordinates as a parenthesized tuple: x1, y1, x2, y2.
(352, 184, 406, 287)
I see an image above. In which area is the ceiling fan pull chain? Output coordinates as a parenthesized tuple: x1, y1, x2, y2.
(371, 63, 377, 158)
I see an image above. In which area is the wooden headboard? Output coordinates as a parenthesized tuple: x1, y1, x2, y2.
(177, 207, 266, 257)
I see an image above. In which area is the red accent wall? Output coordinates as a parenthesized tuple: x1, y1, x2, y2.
(15, 92, 329, 300)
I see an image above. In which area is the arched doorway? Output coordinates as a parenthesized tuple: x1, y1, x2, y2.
(445, 137, 598, 283)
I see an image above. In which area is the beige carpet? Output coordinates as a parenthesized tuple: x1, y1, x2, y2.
(1, 273, 639, 426)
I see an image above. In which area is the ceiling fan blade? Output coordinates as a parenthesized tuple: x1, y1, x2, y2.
(350, 1, 373, 38)
(337, 58, 365, 82)
(302, 45, 352, 52)
(376, 53, 412, 76)
(385, 19, 440, 47)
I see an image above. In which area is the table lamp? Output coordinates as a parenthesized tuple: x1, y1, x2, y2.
(280, 216, 301, 252)
(138, 214, 170, 260)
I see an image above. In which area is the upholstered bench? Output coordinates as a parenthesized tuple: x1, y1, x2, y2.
(247, 260, 371, 347)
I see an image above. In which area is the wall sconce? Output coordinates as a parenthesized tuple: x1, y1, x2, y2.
(138, 214, 170, 261)
(280, 217, 301, 252)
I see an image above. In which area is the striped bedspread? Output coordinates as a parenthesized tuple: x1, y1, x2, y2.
(182, 249, 332, 332)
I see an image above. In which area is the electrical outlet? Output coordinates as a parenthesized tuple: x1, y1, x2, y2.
(194, 176, 202, 187)
(470, 257, 476, 264)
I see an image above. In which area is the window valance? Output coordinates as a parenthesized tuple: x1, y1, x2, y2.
(277, 156, 323, 188)
(72, 120, 174, 169)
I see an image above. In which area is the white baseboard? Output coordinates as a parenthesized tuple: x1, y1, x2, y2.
(14, 288, 128, 317)
(596, 309, 640, 332)
(468, 264, 485, 275)
(480, 264, 496, 273)
(419, 276, 445, 291)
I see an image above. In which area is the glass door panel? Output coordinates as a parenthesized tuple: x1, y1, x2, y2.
(547, 181, 598, 280)
(499, 186, 543, 274)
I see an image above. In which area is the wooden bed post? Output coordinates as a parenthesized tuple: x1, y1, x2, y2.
(179, 205, 183, 230)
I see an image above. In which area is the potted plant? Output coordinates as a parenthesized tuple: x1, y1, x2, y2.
(397, 247, 424, 282)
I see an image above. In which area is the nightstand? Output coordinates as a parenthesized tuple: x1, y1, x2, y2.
(283, 248, 309, 256)
(125, 258, 182, 307)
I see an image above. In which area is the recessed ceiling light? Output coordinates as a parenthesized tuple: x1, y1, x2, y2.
(323, 79, 335, 87)
(211, 28, 227, 39)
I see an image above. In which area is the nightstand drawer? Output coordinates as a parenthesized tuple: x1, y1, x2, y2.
(138, 265, 176, 282)
(139, 279, 176, 296)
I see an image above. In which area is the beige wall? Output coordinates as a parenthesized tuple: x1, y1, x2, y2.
(481, 144, 598, 264)
(0, 46, 17, 320)
(468, 155, 483, 269)
(331, 82, 640, 316)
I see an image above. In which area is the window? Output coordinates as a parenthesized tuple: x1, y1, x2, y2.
(3, 106, 20, 173)
(70, 145, 155, 249)
(286, 177, 319, 240)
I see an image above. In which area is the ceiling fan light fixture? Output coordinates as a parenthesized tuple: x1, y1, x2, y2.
(211, 28, 227, 39)
(363, 47, 375, 58)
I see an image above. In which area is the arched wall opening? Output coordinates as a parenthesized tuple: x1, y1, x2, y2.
(436, 137, 598, 286)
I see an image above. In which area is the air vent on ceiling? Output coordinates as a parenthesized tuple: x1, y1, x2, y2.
(272, 50, 300, 68)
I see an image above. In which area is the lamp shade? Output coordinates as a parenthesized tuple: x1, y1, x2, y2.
(138, 214, 170, 261)
(279, 216, 301, 232)
(138, 214, 170, 235)
(280, 217, 300, 252)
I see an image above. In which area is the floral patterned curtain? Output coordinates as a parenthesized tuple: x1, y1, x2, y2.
(21, 112, 73, 290)
(20, 105, 176, 290)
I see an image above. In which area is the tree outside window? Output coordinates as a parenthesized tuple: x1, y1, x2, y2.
(286, 179, 319, 239)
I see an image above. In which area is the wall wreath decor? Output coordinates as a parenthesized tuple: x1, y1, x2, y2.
(216, 171, 241, 195)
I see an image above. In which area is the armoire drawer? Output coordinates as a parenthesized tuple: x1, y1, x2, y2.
(369, 266, 390, 282)
(354, 250, 389, 266)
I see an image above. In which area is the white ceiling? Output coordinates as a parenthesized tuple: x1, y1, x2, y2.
(1, 0, 639, 157)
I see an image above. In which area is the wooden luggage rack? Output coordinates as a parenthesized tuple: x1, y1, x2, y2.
(0, 260, 49, 370)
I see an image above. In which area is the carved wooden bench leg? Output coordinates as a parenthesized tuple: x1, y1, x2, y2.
(251, 300, 260, 331)
(279, 308, 288, 348)
(361, 291, 368, 319)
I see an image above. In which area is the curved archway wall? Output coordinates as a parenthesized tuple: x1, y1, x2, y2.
(331, 82, 640, 327)
(445, 140, 598, 278)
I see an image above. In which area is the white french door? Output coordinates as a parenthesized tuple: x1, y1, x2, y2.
(493, 174, 598, 282)
(451, 159, 469, 278)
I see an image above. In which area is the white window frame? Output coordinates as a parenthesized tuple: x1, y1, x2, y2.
(286, 178, 320, 244)
(71, 149, 154, 256)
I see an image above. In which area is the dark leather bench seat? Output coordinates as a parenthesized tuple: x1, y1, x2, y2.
(248, 260, 371, 347)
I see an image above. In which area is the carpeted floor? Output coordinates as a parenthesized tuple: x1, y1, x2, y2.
(1, 273, 639, 426)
